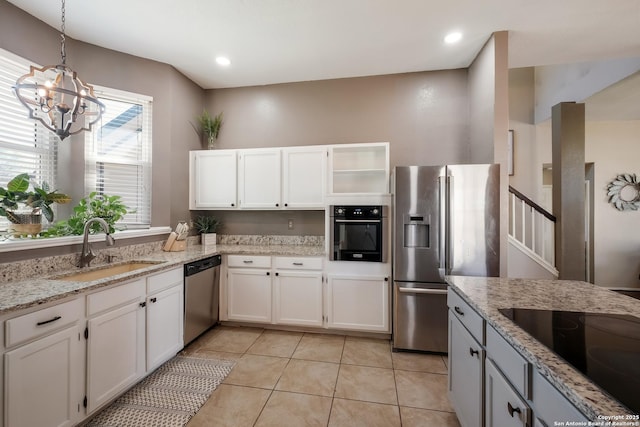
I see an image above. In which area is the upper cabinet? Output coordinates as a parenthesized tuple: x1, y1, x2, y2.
(190, 142, 389, 210)
(189, 150, 237, 209)
(238, 149, 282, 209)
(282, 146, 327, 209)
(328, 142, 389, 194)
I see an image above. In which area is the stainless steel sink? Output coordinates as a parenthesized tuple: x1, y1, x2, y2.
(54, 261, 165, 282)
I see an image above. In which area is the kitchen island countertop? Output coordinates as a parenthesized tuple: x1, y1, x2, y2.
(0, 243, 325, 316)
(445, 275, 640, 420)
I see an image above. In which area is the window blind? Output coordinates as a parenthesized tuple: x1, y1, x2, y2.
(85, 88, 152, 229)
(0, 49, 57, 231)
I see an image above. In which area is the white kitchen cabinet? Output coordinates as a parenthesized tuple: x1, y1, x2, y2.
(328, 142, 389, 194)
(226, 255, 272, 323)
(4, 298, 84, 427)
(238, 149, 281, 209)
(485, 359, 530, 427)
(190, 150, 238, 209)
(325, 275, 390, 332)
(145, 268, 183, 372)
(273, 257, 324, 327)
(282, 146, 326, 208)
(448, 312, 484, 427)
(86, 280, 146, 413)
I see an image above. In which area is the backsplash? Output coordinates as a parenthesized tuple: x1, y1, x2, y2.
(217, 234, 324, 246)
(0, 234, 324, 284)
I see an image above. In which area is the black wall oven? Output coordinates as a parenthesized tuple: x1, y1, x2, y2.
(330, 205, 387, 262)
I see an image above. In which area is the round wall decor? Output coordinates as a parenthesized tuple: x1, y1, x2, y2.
(606, 173, 640, 211)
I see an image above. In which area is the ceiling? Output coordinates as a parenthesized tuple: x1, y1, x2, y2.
(6, 0, 640, 89)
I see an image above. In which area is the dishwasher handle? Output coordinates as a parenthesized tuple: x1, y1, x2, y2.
(398, 287, 448, 295)
(185, 255, 222, 277)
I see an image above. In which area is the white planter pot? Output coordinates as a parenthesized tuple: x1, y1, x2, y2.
(201, 233, 217, 246)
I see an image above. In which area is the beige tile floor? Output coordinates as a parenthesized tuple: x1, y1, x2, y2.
(184, 326, 461, 427)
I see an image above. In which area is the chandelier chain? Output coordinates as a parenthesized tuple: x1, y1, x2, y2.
(60, 0, 66, 64)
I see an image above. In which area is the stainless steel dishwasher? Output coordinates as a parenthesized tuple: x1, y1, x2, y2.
(184, 255, 221, 346)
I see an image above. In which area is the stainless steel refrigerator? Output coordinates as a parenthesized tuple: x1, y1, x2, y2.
(392, 164, 500, 352)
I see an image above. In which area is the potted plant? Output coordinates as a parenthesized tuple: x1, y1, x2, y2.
(197, 110, 223, 149)
(41, 192, 130, 237)
(0, 173, 71, 236)
(193, 215, 220, 246)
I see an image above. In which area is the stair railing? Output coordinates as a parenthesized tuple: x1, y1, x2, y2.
(508, 186, 556, 267)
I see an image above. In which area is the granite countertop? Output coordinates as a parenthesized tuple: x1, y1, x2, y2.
(445, 275, 640, 420)
(0, 243, 325, 316)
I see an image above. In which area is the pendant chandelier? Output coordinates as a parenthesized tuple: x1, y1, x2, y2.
(13, 0, 105, 141)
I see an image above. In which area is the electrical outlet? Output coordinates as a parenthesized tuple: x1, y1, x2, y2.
(288, 219, 294, 230)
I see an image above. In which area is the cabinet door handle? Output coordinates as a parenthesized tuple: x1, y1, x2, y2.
(36, 316, 62, 326)
(139, 302, 146, 308)
(243, 260, 254, 264)
(292, 262, 303, 266)
(276, 203, 279, 207)
(454, 306, 464, 316)
(284, 203, 288, 207)
(469, 347, 479, 357)
(150, 297, 157, 303)
(507, 402, 521, 417)
(275, 272, 279, 276)
(231, 203, 235, 207)
(266, 272, 270, 276)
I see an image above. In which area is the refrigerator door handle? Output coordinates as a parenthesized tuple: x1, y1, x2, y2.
(438, 175, 447, 279)
(398, 287, 448, 295)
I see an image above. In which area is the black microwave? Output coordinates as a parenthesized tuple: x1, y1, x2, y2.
(330, 205, 388, 262)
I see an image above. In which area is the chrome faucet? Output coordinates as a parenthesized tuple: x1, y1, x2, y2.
(78, 218, 115, 268)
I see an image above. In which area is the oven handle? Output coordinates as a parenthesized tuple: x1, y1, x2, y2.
(398, 287, 448, 295)
(334, 219, 381, 223)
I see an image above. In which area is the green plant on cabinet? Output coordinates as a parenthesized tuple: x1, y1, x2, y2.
(197, 110, 223, 149)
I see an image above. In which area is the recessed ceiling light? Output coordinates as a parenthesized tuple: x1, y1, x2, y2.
(216, 56, 231, 66)
(444, 32, 463, 44)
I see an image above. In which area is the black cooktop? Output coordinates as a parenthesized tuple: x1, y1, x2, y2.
(499, 308, 640, 414)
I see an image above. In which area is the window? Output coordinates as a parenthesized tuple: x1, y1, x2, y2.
(0, 49, 57, 231)
(85, 88, 152, 229)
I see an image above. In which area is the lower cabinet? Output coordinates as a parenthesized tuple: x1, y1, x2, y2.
(448, 312, 484, 427)
(86, 280, 146, 413)
(448, 288, 590, 427)
(326, 275, 389, 332)
(5, 324, 83, 427)
(4, 297, 85, 427)
(485, 359, 529, 427)
(146, 268, 184, 372)
(273, 269, 323, 327)
(2, 266, 185, 427)
(146, 283, 183, 371)
(227, 267, 272, 323)
(223, 256, 389, 333)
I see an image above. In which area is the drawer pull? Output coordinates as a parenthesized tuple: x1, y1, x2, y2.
(469, 347, 479, 358)
(454, 306, 464, 316)
(36, 316, 62, 326)
(507, 402, 521, 417)
(243, 260, 254, 264)
(292, 262, 304, 266)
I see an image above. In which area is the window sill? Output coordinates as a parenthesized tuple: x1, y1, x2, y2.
(0, 227, 171, 253)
